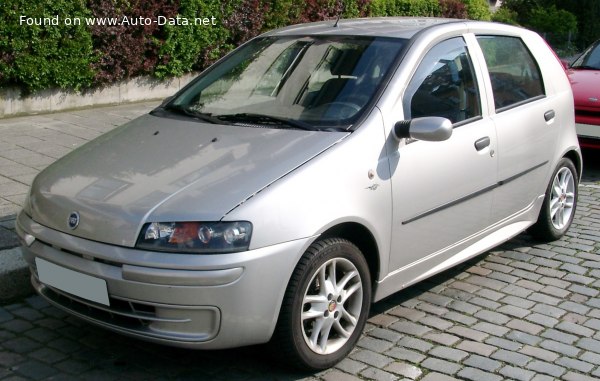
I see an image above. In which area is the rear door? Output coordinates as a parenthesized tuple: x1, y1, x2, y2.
(475, 35, 558, 223)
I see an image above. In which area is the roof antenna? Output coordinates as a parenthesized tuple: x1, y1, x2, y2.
(333, 0, 344, 27)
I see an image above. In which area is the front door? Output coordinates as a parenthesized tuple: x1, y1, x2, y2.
(387, 37, 498, 274)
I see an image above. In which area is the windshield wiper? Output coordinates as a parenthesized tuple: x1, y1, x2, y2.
(216, 113, 315, 131)
(164, 105, 225, 124)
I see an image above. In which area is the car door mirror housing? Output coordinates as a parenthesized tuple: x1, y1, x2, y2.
(392, 117, 453, 142)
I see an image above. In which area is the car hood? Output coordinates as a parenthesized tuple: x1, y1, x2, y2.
(568, 68, 600, 109)
(30, 114, 348, 247)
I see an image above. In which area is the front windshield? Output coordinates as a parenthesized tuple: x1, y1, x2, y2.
(168, 36, 405, 129)
(572, 40, 600, 70)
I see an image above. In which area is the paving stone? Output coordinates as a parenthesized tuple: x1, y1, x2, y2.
(497, 305, 531, 318)
(485, 337, 522, 351)
(368, 328, 403, 343)
(387, 307, 426, 322)
(350, 350, 394, 368)
(447, 326, 488, 342)
(570, 284, 600, 297)
(470, 322, 510, 337)
(539, 340, 581, 357)
(383, 362, 422, 379)
(358, 337, 395, 353)
(384, 348, 426, 364)
(474, 310, 511, 325)
(506, 330, 543, 346)
(415, 302, 448, 316)
(443, 311, 477, 326)
(526, 360, 566, 377)
(360, 367, 398, 381)
(419, 316, 453, 331)
(420, 357, 461, 375)
(556, 357, 594, 373)
(503, 284, 534, 298)
(422, 333, 460, 346)
(576, 337, 600, 354)
(469, 297, 501, 310)
(501, 295, 536, 309)
(336, 358, 368, 374)
(476, 281, 508, 301)
(559, 301, 591, 315)
(556, 321, 595, 338)
(322, 370, 362, 381)
(396, 337, 433, 353)
(462, 354, 502, 372)
(509, 321, 543, 338)
(541, 328, 579, 345)
(12, 359, 58, 380)
(390, 321, 432, 337)
(519, 345, 560, 362)
(457, 366, 503, 381)
(420, 372, 459, 381)
(499, 365, 536, 381)
(447, 301, 480, 315)
(525, 313, 559, 328)
(368, 315, 400, 328)
(562, 371, 600, 381)
(428, 346, 468, 362)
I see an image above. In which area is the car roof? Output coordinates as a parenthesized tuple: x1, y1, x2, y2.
(262, 17, 464, 39)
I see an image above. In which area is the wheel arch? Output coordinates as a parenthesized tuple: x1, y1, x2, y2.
(563, 149, 583, 180)
(318, 222, 381, 292)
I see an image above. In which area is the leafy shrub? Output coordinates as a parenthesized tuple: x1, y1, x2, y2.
(439, 0, 467, 18)
(528, 5, 576, 36)
(462, 0, 491, 20)
(0, 0, 95, 93)
(154, 0, 231, 79)
(225, 0, 269, 47)
(369, 0, 440, 17)
(87, 0, 179, 85)
(491, 7, 519, 25)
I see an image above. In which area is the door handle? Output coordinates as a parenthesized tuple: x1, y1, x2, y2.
(544, 110, 555, 122)
(474, 136, 491, 151)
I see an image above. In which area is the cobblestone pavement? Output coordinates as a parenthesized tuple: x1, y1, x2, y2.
(1, 103, 600, 380)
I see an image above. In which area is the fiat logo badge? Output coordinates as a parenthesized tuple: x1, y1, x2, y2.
(589, 97, 599, 102)
(68, 212, 80, 230)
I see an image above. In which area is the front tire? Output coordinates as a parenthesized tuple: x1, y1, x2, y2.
(274, 238, 371, 370)
(529, 157, 578, 241)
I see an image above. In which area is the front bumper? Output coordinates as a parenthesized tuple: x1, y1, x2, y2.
(16, 211, 310, 349)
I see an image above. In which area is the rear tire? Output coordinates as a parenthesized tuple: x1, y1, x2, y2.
(529, 158, 578, 241)
(274, 238, 371, 370)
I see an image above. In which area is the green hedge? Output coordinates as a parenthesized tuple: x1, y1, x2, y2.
(0, 0, 493, 94)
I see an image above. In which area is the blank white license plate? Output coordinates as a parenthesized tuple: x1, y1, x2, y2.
(36, 258, 110, 306)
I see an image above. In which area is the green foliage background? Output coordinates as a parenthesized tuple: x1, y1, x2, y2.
(2, 0, 594, 94)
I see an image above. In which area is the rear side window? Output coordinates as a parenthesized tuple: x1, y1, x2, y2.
(476, 36, 545, 111)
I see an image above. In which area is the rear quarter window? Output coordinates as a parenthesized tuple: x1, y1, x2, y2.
(476, 35, 545, 111)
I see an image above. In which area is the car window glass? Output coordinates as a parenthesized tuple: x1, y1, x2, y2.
(476, 35, 545, 111)
(572, 41, 600, 69)
(404, 37, 481, 125)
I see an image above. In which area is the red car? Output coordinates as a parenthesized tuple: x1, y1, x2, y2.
(567, 40, 600, 149)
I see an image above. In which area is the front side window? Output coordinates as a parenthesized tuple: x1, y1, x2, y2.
(168, 36, 405, 129)
(404, 37, 481, 125)
(476, 35, 545, 111)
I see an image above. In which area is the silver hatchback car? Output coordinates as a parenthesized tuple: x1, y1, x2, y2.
(17, 17, 581, 370)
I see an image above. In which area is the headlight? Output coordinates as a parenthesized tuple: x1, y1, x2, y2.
(136, 221, 252, 254)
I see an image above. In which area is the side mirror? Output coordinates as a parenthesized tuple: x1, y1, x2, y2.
(392, 117, 453, 142)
